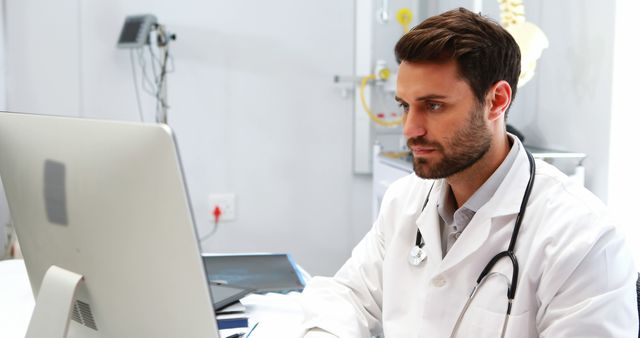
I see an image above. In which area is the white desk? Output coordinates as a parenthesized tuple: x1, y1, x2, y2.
(0, 259, 306, 338)
(0, 259, 34, 338)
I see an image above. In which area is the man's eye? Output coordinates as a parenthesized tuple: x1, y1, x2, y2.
(398, 102, 409, 112)
(428, 103, 442, 111)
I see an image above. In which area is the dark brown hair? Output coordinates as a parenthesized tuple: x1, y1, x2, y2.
(395, 7, 521, 114)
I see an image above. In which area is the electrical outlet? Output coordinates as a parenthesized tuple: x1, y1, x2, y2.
(208, 193, 236, 222)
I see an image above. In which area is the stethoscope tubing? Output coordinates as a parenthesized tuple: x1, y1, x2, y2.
(412, 149, 536, 337)
(477, 149, 536, 301)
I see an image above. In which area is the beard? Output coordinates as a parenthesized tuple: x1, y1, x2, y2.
(408, 105, 492, 179)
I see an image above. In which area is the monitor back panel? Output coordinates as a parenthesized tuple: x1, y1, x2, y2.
(0, 112, 219, 338)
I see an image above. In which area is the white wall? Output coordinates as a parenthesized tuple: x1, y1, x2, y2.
(481, 0, 616, 201)
(5, 0, 81, 115)
(0, 1, 7, 253)
(1, 0, 624, 273)
(609, 0, 640, 269)
(4, 0, 367, 276)
(0, 1, 5, 110)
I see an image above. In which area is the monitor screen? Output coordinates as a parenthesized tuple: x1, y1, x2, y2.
(119, 17, 144, 43)
(0, 112, 220, 338)
(117, 14, 157, 48)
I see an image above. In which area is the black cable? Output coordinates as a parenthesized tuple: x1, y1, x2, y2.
(199, 221, 219, 242)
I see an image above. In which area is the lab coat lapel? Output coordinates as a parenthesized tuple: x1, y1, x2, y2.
(478, 137, 529, 218)
(483, 142, 533, 219)
(439, 141, 533, 273)
(439, 211, 493, 272)
(415, 180, 444, 265)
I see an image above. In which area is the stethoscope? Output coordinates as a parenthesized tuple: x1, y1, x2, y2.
(409, 149, 536, 338)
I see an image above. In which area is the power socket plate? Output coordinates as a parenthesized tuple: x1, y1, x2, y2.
(208, 193, 236, 222)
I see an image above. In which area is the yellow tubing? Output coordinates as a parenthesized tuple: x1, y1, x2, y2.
(359, 74, 403, 127)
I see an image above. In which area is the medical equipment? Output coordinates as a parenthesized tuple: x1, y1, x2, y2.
(116, 14, 157, 49)
(409, 149, 536, 338)
(376, 0, 389, 24)
(395, 8, 413, 34)
(358, 61, 403, 128)
(117, 14, 176, 124)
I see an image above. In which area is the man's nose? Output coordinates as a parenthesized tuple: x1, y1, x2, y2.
(403, 110, 426, 140)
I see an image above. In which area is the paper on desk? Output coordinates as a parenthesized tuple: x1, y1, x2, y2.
(240, 292, 306, 338)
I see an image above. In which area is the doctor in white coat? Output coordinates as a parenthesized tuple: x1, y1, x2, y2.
(300, 8, 638, 338)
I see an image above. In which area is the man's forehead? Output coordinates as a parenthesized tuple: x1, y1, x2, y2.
(396, 60, 469, 100)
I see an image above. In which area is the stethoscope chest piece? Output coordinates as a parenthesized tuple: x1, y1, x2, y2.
(408, 245, 427, 266)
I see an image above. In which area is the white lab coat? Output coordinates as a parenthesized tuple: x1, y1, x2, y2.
(301, 141, 638, 338)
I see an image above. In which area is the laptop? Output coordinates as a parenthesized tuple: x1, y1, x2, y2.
(210, 283, 254, 311)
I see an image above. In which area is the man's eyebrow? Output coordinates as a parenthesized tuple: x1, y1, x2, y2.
(395, 94, 448, 102)
(416, 94, 448, 101)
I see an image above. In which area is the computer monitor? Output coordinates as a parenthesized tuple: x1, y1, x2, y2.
(0, 112, 220, 338)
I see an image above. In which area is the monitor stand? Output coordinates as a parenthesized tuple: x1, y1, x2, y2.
(26, 265, 84, 338)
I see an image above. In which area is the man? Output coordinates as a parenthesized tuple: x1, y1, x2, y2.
(300, 8, 638, 338)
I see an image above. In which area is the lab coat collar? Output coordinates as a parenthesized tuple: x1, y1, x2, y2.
(480, 136, 533, 219)
(415, 136, 533, 272)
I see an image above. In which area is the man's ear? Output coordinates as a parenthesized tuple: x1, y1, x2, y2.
(486, 80, 512, 121)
